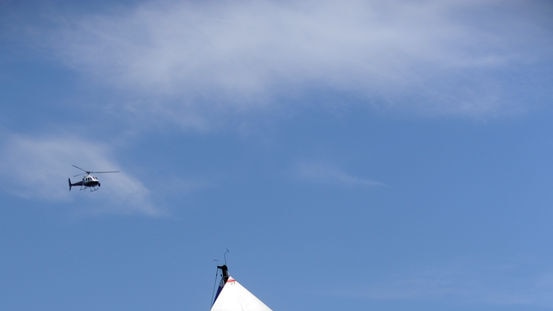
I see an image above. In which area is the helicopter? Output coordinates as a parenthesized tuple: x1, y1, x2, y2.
(68, 165, 119, 191)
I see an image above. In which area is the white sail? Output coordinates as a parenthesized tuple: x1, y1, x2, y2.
(211, 266, 272, 311)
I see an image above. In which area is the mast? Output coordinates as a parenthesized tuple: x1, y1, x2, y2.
(212, 265, 229, 304)
(218, 265, 229, 283)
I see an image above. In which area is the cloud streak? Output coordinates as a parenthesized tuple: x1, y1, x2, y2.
(327, 259, 553, 308)
(42, 0, 553, 127)
(295, 161, 384, 188)
(0, 133, 159, 216)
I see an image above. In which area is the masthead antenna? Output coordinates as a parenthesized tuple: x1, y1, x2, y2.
(224, 248, 230, 266)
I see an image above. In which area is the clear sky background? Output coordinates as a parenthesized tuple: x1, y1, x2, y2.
(1, 0, 553, 310)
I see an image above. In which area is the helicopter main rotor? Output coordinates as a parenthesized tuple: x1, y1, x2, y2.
(72, 164, 119, 176)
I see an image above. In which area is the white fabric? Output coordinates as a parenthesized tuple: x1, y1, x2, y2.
(211, 276, 272, 311)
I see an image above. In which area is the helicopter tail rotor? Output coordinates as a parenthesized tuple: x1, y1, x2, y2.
(68, 178, 72, 191)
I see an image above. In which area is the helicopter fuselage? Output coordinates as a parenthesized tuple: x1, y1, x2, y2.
(69, 175, 101, 191)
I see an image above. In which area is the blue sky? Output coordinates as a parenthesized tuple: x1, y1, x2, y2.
(1, 0, 553, 310)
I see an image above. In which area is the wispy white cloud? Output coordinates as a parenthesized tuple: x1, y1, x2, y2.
(41, 0, 552, 126)
(295, 161, 384, 187)
(327, 259, 553, 308)
(0, 133, 159, 216)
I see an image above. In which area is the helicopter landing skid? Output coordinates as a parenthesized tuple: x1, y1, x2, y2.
(79, 186, 100, 192)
